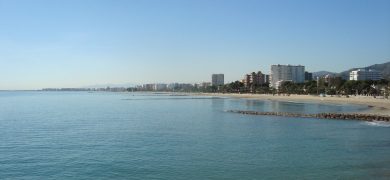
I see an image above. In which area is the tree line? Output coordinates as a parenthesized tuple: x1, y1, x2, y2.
(126, 79, 390, 98)
(205, 78, 390, 98)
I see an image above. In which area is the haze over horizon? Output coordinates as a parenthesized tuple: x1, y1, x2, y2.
(1, 0, 389, 90)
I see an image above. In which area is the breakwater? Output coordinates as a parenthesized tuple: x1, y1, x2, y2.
(227, 110, 390, 122)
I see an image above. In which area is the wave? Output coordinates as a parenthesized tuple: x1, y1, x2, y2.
(364, 121, 390, 127)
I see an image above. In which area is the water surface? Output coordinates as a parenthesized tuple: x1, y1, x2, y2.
(0, 91, 389, 179)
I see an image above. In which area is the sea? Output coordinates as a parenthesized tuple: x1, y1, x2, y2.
(0, 91, 390, 179)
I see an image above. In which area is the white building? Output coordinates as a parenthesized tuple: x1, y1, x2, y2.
(153, 84, 167, 91)
(270, 64, 305, 89)
(349, 69, 382, 81)
(212, 74, 224, 86)
(199, 82, 211, 88)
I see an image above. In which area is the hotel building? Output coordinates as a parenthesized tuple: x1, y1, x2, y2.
(212, 74, 224, 86)
(349, 69, 382, 81)
(270, 64, 305, 89)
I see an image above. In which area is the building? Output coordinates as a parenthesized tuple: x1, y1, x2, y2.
(199, 82, 211, 88)
(305, 71, 313, 81)
(167, 83, 179, 90)
(349, 69, 382, 81)
(323, 74, 335, 83)
(142, 84, 154, 91)
(167, 83, 195, 91)
(270, 64, 305, 89)
(212, 74, 224, 86)
(153, 84, 167, 91)
(242, 71, 266, 89)
(264, 74, 270, 84)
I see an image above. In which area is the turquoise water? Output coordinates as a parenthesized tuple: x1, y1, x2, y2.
(0, 91, 389, 179)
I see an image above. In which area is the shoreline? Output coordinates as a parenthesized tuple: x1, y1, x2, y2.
(8, 90, 388, 116)
(190, 93, 390, 116)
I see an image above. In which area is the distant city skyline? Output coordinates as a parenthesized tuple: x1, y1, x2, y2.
(1, 0, 389, 90)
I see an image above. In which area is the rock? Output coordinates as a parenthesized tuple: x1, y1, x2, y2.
(227, 110, 390, 122)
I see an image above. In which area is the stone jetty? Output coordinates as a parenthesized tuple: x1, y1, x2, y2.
(227, 110, 390, 122)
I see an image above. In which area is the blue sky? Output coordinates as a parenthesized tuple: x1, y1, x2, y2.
(0, 0, 389, 89)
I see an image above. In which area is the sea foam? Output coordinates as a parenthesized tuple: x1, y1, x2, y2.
(364, 121, 390, 127)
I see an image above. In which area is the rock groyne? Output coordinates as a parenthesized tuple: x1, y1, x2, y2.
(227, 110, 390, 122)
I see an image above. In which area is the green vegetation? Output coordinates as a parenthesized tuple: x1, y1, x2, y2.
(206, 79, 390, 98)
(127, 79, 389, 99)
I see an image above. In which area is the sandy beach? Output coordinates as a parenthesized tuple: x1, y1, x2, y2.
(193, 93, 390, 116)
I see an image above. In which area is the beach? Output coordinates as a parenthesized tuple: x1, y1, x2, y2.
(194, 93, 390, 116)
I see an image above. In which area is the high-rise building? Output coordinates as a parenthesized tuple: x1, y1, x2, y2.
(264, 74, 270, 84)
(142, 84, 155, 91)
(212, 74, 224, 86)
(349, 69, 382, 81)
(305, 71, 313, 81)
(153, 84, 167, 91)
(270, 64, 305, 89)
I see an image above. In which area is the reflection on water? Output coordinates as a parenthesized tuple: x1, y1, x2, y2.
(229, 98, 368, 114)
(211, 98, 226, 110)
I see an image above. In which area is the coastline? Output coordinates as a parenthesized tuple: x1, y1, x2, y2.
(190, 93, 390, 116)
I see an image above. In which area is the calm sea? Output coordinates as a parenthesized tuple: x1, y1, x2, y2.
(0, 91, 389, 179)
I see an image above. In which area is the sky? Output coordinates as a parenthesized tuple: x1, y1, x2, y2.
(0, 0, 389, 90)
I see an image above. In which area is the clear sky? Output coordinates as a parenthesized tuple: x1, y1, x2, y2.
(0, 0, 389, 90)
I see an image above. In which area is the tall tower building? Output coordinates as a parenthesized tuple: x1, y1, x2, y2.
(212, 74, 224, 86)
(270, 65, 305, 89)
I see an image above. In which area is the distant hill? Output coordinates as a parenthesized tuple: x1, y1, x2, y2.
(312, 71, 337, 78)
(338, 61, 390, 80)
(312, 61, 390, 80)
(82, 83, 138, 88)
